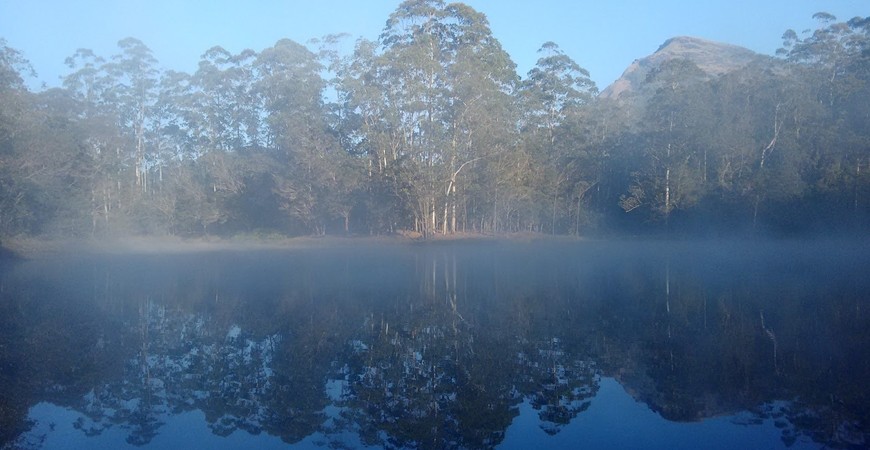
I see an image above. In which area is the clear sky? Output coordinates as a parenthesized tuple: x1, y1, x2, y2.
(1, 0, 867, 92)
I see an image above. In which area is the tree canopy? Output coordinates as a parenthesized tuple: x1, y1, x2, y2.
(0, 5, 867, 239)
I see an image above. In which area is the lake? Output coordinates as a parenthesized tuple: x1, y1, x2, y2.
(1, 239, 868, 449)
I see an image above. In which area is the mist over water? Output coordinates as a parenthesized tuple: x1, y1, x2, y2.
(1, 238, 868, 449)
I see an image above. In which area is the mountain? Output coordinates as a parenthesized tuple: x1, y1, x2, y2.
(600, 36, 761, 99)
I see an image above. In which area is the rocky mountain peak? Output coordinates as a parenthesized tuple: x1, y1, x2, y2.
(600, 36, 760, 99)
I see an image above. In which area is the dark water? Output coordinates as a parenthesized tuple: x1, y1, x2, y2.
(1, 239, 868, 449)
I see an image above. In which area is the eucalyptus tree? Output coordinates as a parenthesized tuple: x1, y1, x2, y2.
(837, 17, 870, 224)
(779, 12, 863, 108)
(255, 39, 325, 154)
(779, 13, 870, 228)
(62, 48, 112, 120)
(0, 39, 34, 235)
(254, 38, 342, 234)
(151, 70, 196, 166)
(0, 42, 105, 236)
(713, 60, 816, 230)
(25, 89, 103, 234)
(335, 38, 395, 173)
(376, 0, 453, 236)
(62, 39, 163, 231)
(190, 47, 261, 153)
(618, 59, 712, 227)
(554, 108, 609, 235)
(143, 70, 198, 232)
(61, 48, 124, 233)
(172, 47, 263, 233)
(2, 44, 114, 236)
(333, 38, 414, 232)
(104, 38, 160, 194)
(439, 2, 519, 234)
(520, 42, 596, 143)
(518, 42, 597, 233)
(339, 0, 520, 236)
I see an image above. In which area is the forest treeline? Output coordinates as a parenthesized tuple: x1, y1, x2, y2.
(0, 2, 867, 239)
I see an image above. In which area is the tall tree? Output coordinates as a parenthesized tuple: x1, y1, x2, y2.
(378, 0, 453, 236)
(779, 13, 870, 229)
(518, 42, 597, 233)
(340, 0, 521, 236)
(105, 38, 160, 193)
(334, 38, 415, 232)
(190, 47, 260, 153)
(255, 38, 341, 234)
(0, 40, 34, 235)
(439, 2, 518, 234)
(619, 59, 711, 227)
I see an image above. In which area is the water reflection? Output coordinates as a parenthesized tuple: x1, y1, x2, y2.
(0, 240, 867, 449)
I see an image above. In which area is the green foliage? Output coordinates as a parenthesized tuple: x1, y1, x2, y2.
(0, 9, 867, 239)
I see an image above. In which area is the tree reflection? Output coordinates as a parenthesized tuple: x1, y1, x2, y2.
(0, 241, 868, 449)
(334, 249, 603, 448)
(595, 242, 870, 447)
(337, 251, 519, 449)
(516, 337, 597, 435)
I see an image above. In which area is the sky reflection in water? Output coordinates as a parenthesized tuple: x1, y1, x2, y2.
(1, 239, 867, 449)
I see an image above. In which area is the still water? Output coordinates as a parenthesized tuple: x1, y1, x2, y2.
(1, 239, 868, 449)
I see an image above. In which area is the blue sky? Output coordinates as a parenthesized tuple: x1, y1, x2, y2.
(1, 0, 867, 91)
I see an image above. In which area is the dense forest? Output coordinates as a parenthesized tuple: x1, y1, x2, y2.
(0, 1, 867, 239)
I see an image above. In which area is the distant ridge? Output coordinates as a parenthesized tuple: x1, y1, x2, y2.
(600, 36, 760, 99)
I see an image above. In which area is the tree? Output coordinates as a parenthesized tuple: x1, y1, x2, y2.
(336, 0, 521, 236)
(518, 42, 597, 233)
(334, 37, 418, 234)
(439, 2, 519, 234)
(105, 38, 160, 193)
(255, 38, 342, 234)
(189, 47, 261, 153)
(0, 39, 35, 235)
(377, 0, 453, 237)
(778, 13, 870, 230)
(618, 59, 711, 227)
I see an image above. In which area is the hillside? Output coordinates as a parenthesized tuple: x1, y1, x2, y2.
(601, 36, 761, 99)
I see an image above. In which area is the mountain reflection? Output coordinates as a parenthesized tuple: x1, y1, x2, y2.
(0, 240, 868, 449)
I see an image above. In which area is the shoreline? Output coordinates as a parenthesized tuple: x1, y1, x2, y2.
(3, 232, 865, 260)
(0, 232, 583, 258)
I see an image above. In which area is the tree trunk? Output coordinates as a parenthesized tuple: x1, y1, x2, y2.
(91, 189, 97, 235)
(451, 191, 457, 235)
(492, 186, 498, 234)
(430, 198, 437, 236)
(442, 199, 449, 234)
(104, 187, 110, 230)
